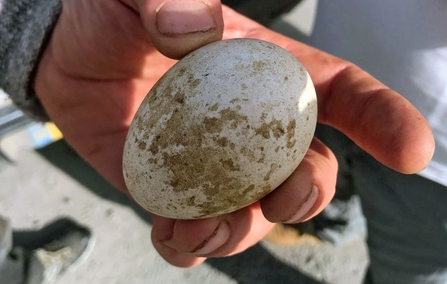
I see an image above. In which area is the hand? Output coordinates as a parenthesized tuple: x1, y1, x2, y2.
(34, 1, 434, 268)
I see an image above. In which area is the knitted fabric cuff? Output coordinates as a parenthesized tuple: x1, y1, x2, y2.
(0, 0, 62, 121)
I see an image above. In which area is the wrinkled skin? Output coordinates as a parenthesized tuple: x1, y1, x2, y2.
(34, 0, 434, 267)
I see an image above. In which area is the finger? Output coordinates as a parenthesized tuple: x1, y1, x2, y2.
(261, 138, 337, 223)
(282, 42, 435, 175)
(151, 203, 274, 267)
(151, 215, 206, 267)
(314, 64, 435, 174)
(122, 0, 224, 59)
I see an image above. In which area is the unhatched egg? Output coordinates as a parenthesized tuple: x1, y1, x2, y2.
(123, 39, 317, 219)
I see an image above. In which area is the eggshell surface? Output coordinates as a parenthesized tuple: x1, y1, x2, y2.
(123, 39, 317, 219)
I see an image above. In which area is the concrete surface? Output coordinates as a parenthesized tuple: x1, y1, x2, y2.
(0, 1, 369, 283)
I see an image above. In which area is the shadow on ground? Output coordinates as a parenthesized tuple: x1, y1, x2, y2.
(34, 139, 324, 284)
(12, 217, 87, 250)
(207, 244, 324, 284)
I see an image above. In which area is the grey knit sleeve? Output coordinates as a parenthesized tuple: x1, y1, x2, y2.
(0, 0, 62, 121)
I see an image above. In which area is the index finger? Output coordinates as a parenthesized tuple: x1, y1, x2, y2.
(301, 48, 434, 174)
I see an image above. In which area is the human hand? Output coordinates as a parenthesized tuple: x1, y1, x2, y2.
(34, 1, 434, 268)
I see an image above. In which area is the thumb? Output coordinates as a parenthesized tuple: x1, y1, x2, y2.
(131, 0, 224, 59)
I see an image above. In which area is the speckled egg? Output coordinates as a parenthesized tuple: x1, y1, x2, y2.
(123, 39, 317, 219)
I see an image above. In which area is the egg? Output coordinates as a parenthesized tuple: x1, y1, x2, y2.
(122, 39, 317, 219)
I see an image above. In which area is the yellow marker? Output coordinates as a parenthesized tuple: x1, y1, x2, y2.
(46, 122, 63, 141)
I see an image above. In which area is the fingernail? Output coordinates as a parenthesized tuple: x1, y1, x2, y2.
(156, 0, 217, 35)
(284, 186, 319, 223)
(189, 221, 230, 256)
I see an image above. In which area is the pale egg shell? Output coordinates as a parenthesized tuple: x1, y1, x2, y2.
(123, 39, 317, 219)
